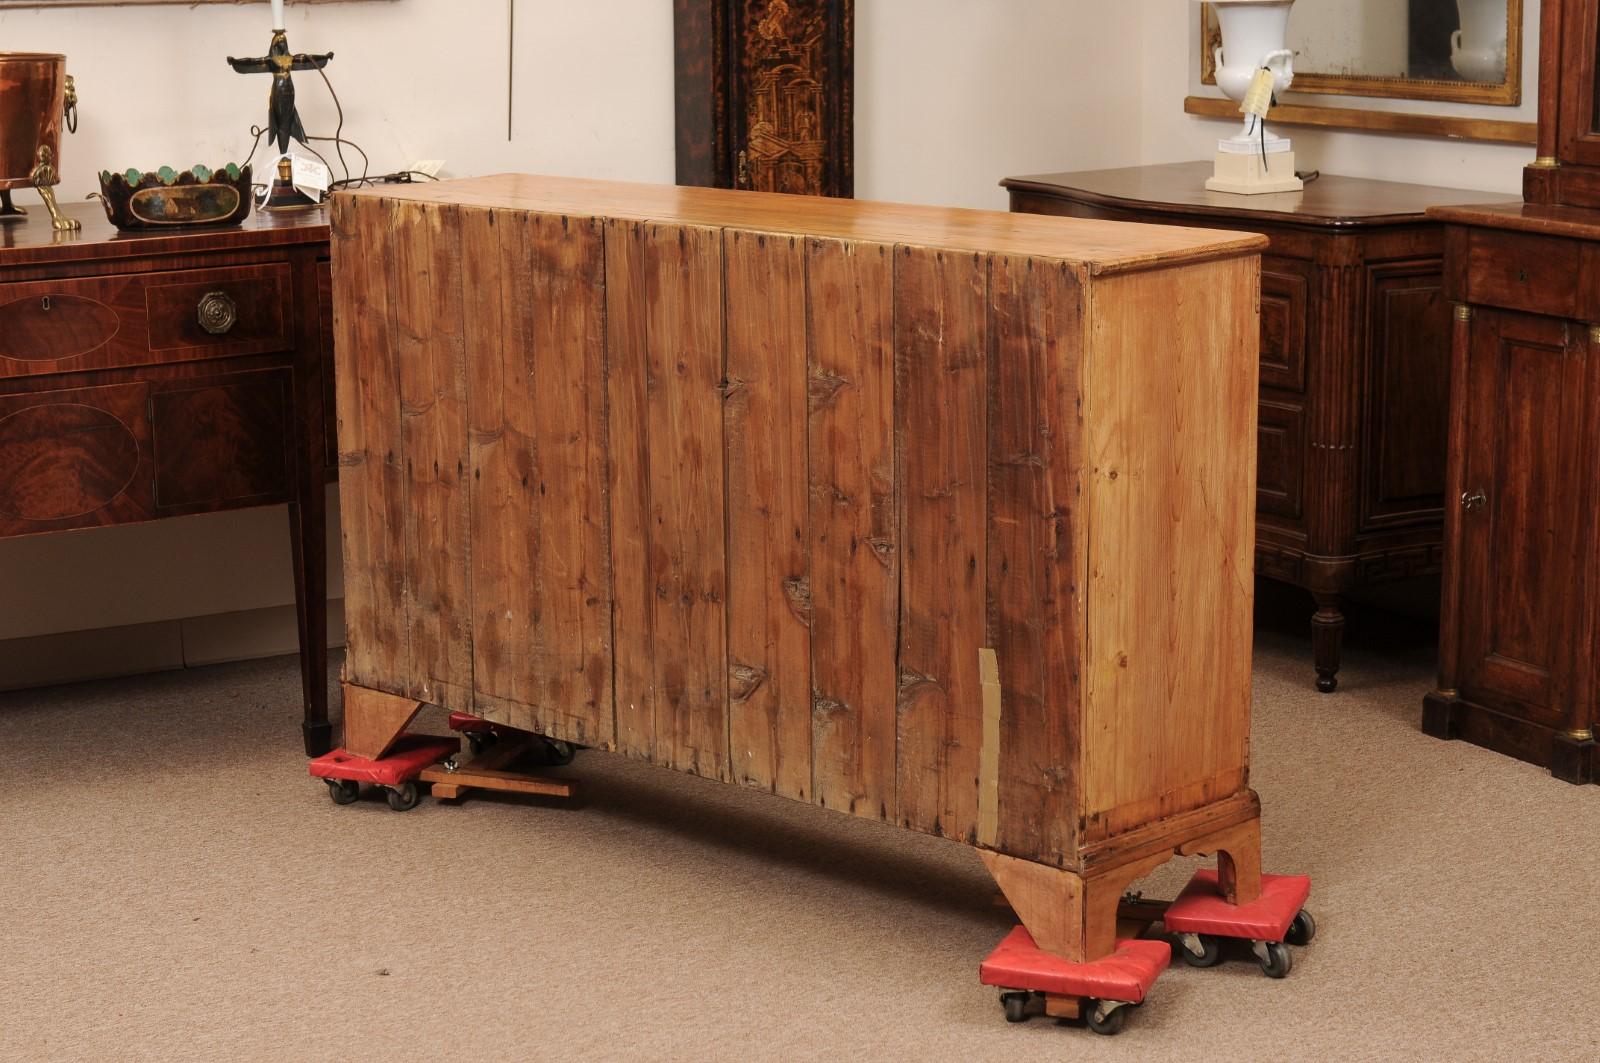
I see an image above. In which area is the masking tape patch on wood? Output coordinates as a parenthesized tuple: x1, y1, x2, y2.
(978, 646, 1002, 847)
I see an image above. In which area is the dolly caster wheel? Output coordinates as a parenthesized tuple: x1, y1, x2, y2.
(326, 779, 359, 805)
(1084, 1000, 1128, 1036)
(1178, 933, 1222, 968)
(1000, 991, 1030, 1023)
(1286, 908, 1317, 947)
(533, 737, 576, 766)
(385, 781, 420, 812)
(1256, 940, 1293, 979)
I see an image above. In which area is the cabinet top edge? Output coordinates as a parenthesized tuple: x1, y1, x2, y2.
(1004, 163, 1521, 230)
(0, 202, 329, 268)
(340, 173, 1265, 274)
(1426, 201, 1600, 240)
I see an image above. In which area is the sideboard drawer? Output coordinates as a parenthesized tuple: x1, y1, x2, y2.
(1463, 230, 1584, 320)
(0, 263, 293, 379)
(0, 380, 154, 536)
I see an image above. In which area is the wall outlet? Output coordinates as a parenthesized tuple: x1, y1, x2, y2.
(410, 159, 445, 178)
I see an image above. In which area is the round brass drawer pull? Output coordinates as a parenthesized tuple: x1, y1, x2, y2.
(197, 290, 238, 335)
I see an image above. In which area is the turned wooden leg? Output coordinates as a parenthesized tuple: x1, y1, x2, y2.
(1311, 591, 1345, 693)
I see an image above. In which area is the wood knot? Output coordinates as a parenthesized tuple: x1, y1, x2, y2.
(865, 537, 895, 568)
(782, 577, 812, 625)
(812, 695, 847, 719)
(807, 369, 850, 410)
(729, 662, 767, 702)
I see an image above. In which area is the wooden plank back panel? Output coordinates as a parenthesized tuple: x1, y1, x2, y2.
(335, 176, 1264, 875)
(469, 209, 613, 746)
(608, 221, 730, 779)
(333, 195, 408, 691)
(392, 200, 473, 711)
(985, 254, 1085, 868)
(725, 231, 813, 799)
(605, 220, 658, 757)
(806, 237, 898, 821)
(894, 247, 989, 844)
(1081, 255, 1258, 840)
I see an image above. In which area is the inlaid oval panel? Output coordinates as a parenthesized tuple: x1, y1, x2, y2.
(0, 293, 120, 363)
(0, 402, 141, 521)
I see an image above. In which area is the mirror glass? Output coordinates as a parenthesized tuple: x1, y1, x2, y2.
(1292, 0, 1506, 82)
(1202, 0, 1521, 104)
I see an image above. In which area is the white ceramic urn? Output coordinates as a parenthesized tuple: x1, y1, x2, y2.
(1209, 0, 1296, 145)
(1451, 0, 1507, 83)
(1202, 0, 1303, 194)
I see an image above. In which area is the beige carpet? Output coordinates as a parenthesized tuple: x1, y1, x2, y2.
(3, 621, 1597, 1062)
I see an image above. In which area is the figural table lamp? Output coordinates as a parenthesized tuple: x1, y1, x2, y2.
(1203, 0, 1303, 195)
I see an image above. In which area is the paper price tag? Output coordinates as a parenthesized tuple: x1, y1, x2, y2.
(290, 153, 331, 199)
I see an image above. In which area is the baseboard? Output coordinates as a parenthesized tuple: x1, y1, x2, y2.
(0, 600, 346, 693)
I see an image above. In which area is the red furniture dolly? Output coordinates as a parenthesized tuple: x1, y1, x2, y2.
(980, 927, 1171, 1035)
(309, 711, 580, 811)
(1163, 869, 1315, 978)
(308, 733, 460, 811)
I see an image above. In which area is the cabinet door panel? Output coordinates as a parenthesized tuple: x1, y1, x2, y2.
(151, 369, 293, 513)
(1258, 258, 1310, 392)
(1256, 396, 1305, 522)
(1458, 309, 1584, 727)
(1361, 260, 1450, 530)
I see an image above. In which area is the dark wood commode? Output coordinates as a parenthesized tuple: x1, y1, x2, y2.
(1423, 0, 1600, 784)
(1005, 163, 1518, 692)
(0, 203, 335, 755)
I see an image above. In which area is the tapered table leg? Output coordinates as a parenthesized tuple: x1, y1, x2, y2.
(289, 490, 331, 756)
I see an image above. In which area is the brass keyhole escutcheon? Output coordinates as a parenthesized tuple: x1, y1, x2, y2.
(40, 295, 51, 312)
(197, 290, 237, 335)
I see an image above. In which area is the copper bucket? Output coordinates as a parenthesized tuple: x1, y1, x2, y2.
(0, 52, 80, 230)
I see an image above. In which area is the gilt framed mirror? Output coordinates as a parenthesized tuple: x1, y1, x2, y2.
(1200, 0, 1523, 106)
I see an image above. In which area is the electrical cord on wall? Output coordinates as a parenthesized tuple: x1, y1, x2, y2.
(238, 63, 440, 198)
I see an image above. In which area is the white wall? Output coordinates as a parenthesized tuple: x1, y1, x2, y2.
(0, 0, 1143, 681)
(857, 0, 1141, 208)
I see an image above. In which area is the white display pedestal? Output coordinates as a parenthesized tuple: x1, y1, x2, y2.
(1205, 137, 1303, 195)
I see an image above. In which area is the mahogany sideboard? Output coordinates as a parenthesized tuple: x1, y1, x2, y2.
(332, 173, 1268, 963)
(0, 203, 335, 755)
(1005, 163, 1518, 693)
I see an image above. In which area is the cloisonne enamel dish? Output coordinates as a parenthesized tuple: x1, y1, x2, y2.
(91, 163, 252, 230)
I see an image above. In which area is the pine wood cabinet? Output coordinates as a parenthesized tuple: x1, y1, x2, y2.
(331, 174, 1268, 961)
